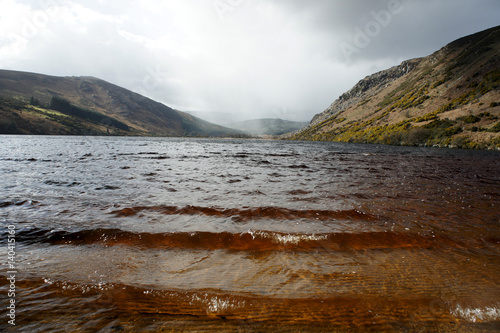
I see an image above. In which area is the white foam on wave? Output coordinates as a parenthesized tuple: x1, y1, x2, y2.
(246, 230, 328, 245)
(452, 304, 500, 323)
(189, 293, 246, 313)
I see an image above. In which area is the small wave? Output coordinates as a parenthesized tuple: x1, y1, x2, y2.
(0, 157, 40, 162)
(109, 205, 377, 222)
(266, 153, 299, 157)
(288, 164, 309, 169)
(288, 190, 312, 195)
(44, 180, 82, 187)
(4, 278, 474, 328)
(36, 279, 246, 315)
(187, 293, 246, 314)
(248, 230, 328, 245)
(11, 228, 457, 251)
(149, 155, 170, 160)
(452, 304, 500, 323)
(95, 185, 120, 190)
(0, 199, 38, 208)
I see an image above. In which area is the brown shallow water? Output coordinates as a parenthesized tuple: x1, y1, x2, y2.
(1, 136, 499, 332)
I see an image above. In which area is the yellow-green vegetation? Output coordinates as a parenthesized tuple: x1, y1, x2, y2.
(291, 111, 500, 149)
(289, 25, 500, 149)
(290, 70, 500, 149)
(431, 75, 451, 89)
(290, 62, 500, 149)
(379, 83, 430, 111)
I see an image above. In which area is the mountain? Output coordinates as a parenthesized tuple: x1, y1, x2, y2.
(227, 118, 308, 136)
(185, 111, 251, 126)
(288, 26, 500, 149)
(185, 112, 308, 136)
(0, 70, 244, 137)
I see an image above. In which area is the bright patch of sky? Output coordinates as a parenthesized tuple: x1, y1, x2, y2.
(1, 0, 499, 121)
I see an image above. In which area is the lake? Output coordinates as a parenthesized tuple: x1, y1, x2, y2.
(1, 136, 499, 332)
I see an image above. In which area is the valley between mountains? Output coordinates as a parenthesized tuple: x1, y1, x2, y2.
(1, 26, 499, 148)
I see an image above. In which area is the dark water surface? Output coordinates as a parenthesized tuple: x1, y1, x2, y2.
(1, 136, 499, 332)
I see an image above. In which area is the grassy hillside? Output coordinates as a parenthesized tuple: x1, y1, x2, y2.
(0, 70, 244, 137)
(289, 26, 500, 149)
(0, 96, 130, 136)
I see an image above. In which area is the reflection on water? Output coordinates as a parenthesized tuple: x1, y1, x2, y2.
(1, 136, 499, 332)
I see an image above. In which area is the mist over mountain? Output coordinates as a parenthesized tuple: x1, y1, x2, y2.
(185, 111, 252, 126)
(227, 119, 309, 137)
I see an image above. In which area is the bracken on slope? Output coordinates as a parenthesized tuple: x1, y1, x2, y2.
(288, 25, 500, 149)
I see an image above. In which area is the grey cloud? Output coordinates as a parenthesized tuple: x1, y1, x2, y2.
(1, 0, 499, 122)
(279, 0, 500, 63)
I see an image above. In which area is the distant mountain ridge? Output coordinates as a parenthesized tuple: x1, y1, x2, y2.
(0, 70, 244, 137)
(185, 111, 251, 126)
(288, 25, 500, 149)
(227, 118, 308, 136)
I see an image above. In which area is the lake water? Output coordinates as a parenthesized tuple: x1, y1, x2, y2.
(1, 136, 499, 332)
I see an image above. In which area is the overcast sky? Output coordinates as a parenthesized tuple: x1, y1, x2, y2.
(1, 0, 499, 121)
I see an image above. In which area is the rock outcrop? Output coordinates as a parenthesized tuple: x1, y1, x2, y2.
(289, 25, 500, 149)
(310, 60, 421, 126)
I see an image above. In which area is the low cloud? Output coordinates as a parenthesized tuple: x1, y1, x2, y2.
(1, 0, 499, 121)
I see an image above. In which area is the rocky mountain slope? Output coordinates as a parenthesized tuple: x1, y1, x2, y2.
(289, 25, 500, 149)
(0, 70, 243, 137)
